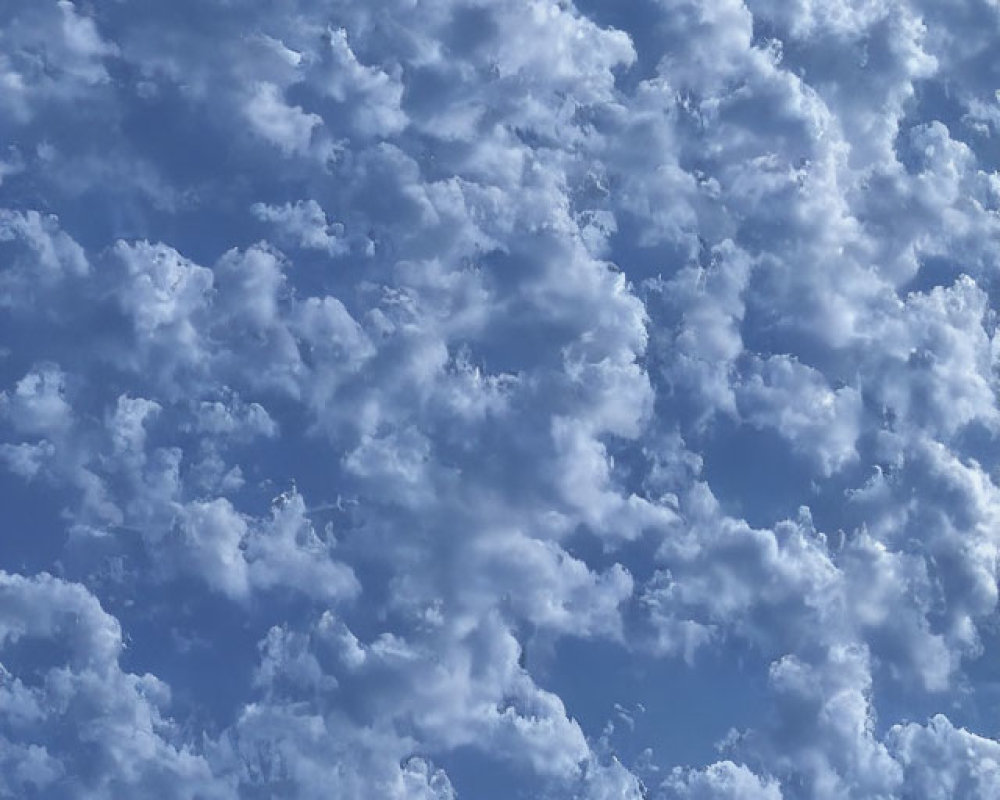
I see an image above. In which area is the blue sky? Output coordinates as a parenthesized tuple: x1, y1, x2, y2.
(3, 1, 1000, 797)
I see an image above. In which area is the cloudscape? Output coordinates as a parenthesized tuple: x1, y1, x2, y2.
(3, 1, 1000, 797)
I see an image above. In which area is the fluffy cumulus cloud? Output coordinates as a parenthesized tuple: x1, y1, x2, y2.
(2, 0, 1000, 797)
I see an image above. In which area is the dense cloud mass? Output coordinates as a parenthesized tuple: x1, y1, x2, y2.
(2, 0, 1000, 797)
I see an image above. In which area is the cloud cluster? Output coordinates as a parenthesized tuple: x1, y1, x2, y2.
(2, 0, 1000, 797)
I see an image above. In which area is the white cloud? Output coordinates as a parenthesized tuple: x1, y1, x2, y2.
(0, 1, 117, 122)
(0, 209, 89, 309)
(662, 761, 782, 800)
(0, 365, 74, 437)
(4, 0, 1000, 796)
(113, 240, 215, 368)
(0, 209, 88, 279)
(244, 489, 360, 602)
(192, 394, 278, 440)
(251, 199, 347, 255)
(0, 571, 230, 798)
(737, 354, 863, 475)
(313, 27, 408, 138)
(888, 714, 1000, 799)
(244, 82, 322, 157)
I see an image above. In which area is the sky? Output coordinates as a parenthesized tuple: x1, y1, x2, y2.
(2, 1, 1000, 798)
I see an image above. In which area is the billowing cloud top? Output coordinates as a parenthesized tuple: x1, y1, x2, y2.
(2, 1, 1000, 798)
